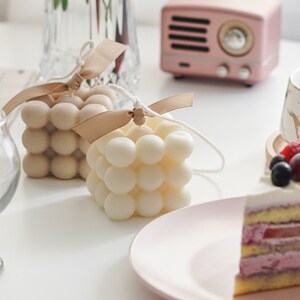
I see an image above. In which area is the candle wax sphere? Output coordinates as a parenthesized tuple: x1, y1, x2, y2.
(50, 130, 78, 155)
(79, 157, 90, 179)
(86, 171, 101, 196)
(22, 128, 50, 154)
(155, 121, 183, 140)
(164, 187, 191, 211)
(75, 86, 89, 99)
(130, 185, 140, 196)
(84, 95, 113, 110)
(21, 101, 50, 128)
(166, 161, 192, 187)
(160, 156, 173, 168)
(86, 144, 101, 168)
(126, 126, 153, 142)
(79, 104, 107, 121)
(120, 120, 134, 133)
(50, 103, 79, 130)
(131, 159, 141, 170)
(57, 95, 84, 109)
(136, 135, 164, 164)
(44, 123, 56, 134)
(105, 137, 136, 167)
(145, 116, 163, 130)
(104, 193, 135, 220)
(136, 191, 163, 217)
(51, 155, 78, 179)
(95, 129, 125, 153)
(73, 149, 84, 160)
(94, 181, 110, 207)
(23, 153, 50, 178)
(85, 85, 116, 102)
(95, 155, 111, 180)
(137, 165, 164, 191)
(104, 166, 136, 194)
(158, 183, 171, 193)
(45, 148, 56, 160)
(164, 131, 194, 161)
(79, 137, 90, 154)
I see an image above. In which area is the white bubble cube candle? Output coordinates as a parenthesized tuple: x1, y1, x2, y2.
(86, 117, 194, 220)
(21, 86, 114, 180)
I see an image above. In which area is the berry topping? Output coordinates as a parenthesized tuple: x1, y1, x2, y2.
(271, 162, 292, 187)
(264, 225, 300, 239)
(269, 154, 287, 170)
(289, 153, 300, 182)
(279, 139, 300, 162)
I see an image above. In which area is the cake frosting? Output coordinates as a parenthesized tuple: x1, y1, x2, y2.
(245, 172, 300, 213)
(240, 251, 300, 277)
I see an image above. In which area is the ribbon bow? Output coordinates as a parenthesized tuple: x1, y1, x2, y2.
(130, 108, 146, 126)
(2, 39, 127, 115)
(72, 88, 194, 143)
(73, 84, 225, 174)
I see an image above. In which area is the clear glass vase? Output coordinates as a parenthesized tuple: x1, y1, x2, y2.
(40, 0, 140, 95)
(0, 110, 20, 270)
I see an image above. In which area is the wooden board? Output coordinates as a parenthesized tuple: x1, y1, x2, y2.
(0, 68, 38, 106)
(0, 69, 38, 125)
(265, 131, 287, 165)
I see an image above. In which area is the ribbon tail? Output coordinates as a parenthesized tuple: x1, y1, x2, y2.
(148, 93, 194, 115)
(2, 82, 68, 115)
(80, 39, 127, 79)
(72, 109, 132, 143)
(31, 94, 56, 107)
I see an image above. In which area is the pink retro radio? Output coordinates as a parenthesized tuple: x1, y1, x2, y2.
(161, 0, 281, 85)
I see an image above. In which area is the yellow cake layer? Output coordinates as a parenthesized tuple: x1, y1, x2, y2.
(241, 244, 271, 257)
(242, 241, 300, 258)
(234, 271, 300, 296)
(245, 206, 300, 225)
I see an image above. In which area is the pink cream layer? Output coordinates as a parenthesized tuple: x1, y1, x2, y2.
(240, 251, 300, 277)
(242, 223, 300, 245)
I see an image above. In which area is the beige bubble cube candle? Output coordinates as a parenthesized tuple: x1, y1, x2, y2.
(21, 86, 115, 180)
(85, 117, 194, 220)
(2, 39, 127, 180)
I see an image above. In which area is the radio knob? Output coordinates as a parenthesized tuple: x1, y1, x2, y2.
(224, 28, 247, 51)
(219, 21, 254, 56)
(238, 67, 251, 79)
(216, 65, 229, 78)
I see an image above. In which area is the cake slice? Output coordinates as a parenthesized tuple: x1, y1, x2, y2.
(234, 152, 300, 296)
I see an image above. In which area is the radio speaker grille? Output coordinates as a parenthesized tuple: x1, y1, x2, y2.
(168, 15, 210, 53)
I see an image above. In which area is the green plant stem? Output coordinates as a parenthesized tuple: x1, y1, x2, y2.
(102, 0, 112, 37)
(54, 0, 61, 9)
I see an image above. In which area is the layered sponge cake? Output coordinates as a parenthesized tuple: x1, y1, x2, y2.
(234, 176, 300, 295)
(235, 146, 300, 296)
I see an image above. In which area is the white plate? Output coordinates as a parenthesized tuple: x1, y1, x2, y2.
(129, 197, 244, 300)
(130, 197, 300, 300)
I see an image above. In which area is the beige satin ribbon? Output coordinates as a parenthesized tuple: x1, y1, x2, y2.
(2, 39, 127, 115)
(72, 93, 194, 143)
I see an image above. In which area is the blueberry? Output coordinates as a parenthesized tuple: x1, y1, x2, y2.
(269, 154, 287, 170)
(271, 162, 292, 187)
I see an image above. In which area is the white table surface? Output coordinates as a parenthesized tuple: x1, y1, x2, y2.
(1, 22, 300, 300)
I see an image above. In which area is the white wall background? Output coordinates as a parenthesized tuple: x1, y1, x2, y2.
(0, 0, 299, 40)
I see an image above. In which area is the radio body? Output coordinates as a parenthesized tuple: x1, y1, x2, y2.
(161, 0, 281, 85)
